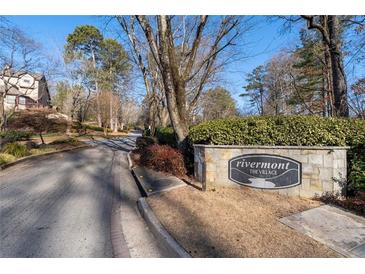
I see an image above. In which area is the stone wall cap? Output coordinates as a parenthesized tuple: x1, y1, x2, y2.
(193, 144, 351, 150)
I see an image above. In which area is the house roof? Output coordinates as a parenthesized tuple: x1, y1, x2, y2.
(0, 69, 44, 81)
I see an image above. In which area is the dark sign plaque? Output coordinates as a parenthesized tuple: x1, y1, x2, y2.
(228, 154, 301, 189)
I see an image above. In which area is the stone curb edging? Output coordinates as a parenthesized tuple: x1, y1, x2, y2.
(0, 145, 90, 170)
(131, 168, 148, 197)
(137, 197, 192, 258)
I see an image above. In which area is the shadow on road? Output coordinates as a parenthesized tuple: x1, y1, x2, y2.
(0, 147, 119, 257)
(88, 136, 137, 153)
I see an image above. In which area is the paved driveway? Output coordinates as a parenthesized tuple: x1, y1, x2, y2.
(0, 135, 166, 258)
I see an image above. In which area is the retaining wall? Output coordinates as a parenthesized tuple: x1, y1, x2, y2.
(194, 145, 349, 198)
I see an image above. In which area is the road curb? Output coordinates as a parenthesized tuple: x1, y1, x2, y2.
(127, 151, 133, 170)
(0, 145, 90, 170)
(137, 197, 191, 258)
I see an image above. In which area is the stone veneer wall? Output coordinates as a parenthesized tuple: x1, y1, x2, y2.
(194, 145, 349, 198)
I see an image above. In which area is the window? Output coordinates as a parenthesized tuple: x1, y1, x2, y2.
(19, 97, 26, 105)
(6, 95, 16, 104)
(23, 79, 31, 83)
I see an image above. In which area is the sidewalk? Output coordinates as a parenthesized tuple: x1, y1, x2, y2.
(132, 166, 186, 196)
(280, 205, 365, 258)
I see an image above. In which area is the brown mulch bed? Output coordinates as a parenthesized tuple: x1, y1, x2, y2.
(318, 192, 365, 216)
(147, 186, 340, 258)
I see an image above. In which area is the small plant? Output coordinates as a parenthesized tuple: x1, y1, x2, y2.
(0, 153, 17, 165)
(136, 136, 156, 149)
(2, 142, 30, 158)
(0, 130, 33, 143)
(139, 144, 187, 177)
(319, 192, 365, 216)
(156, 127, 176, 147)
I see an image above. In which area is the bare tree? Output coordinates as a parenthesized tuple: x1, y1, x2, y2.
(350, 77, 365, 119)
(120, 96, 140, 129)
(116, 16, 168, 135)
(0, 19, 42, 132)
(118, 16, 243, 148)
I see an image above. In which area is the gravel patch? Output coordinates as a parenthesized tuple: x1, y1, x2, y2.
(147, 186, 340, 258)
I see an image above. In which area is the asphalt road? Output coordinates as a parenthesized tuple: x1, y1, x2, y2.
(0, 135, 166, 258)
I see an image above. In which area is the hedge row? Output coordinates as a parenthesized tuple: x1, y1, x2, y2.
(188, 116, 365, 147)
(0, 130, 33, 143)
(188, 116, 365, 193)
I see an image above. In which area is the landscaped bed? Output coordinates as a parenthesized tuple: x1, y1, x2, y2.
(147, 186, 340, 258)
(0, 138, 87, 166)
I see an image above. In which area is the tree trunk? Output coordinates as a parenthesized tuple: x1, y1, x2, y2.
(91, 49, 102, 126)
(147, 93, 158, 136)
(259, 88, 264, 116)
(40, 132, 45, 145)
(96, 96, 102, 127)
(328, 16, 349, 117)
(110, 93, 114, 132)
(0, 94, 5, 132)
(66, 117, 72, 136)
(323, 40, 334, 117)
(165, 89, 189, 147)
(157, 101, 170, 127)
(158, 16, 189, 148)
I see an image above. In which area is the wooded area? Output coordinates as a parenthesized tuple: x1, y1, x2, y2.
(0, 15, 364, 148)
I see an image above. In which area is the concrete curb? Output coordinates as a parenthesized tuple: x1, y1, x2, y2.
(137, 197, 191, 258)
(0, 145, 89, 170)
(131, 168, 147, 196)
(127, 151, 133, 170)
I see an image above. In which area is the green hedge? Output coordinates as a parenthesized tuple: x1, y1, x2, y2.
(348, 145, 365, 192)
(156, 127, 176, 147)
(188, 116, 365, 193)
(0, 130, 33, 143)
(188, 116, 365, 146)
(136, 136, 157, 149)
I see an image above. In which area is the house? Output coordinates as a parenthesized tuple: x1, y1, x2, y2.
(0, 68, 51, 111)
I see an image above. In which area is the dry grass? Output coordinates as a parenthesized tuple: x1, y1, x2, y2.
(147, 186, 340, 258)
(0, 153, 17, 165)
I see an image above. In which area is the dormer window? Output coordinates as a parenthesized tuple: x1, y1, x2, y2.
(23, 79, 31, 84)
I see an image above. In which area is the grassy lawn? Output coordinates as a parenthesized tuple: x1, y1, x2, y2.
(0, 138, 86, 166)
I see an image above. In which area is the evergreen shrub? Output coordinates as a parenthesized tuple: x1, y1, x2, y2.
(188, 116, 365, 193)
(156, 127, 176, 147)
